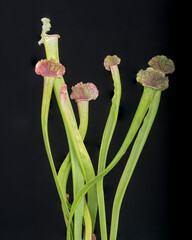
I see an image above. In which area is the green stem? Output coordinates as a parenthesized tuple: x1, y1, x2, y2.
(58, 92, 97, 240)
(57, 101, 89, 207)
(59, 92, 85, 240)
(109, 90, 161, 240)
(71, 146, 84, 240)
(58, 155, 71, 221)
(58, 100, 92, 239)
(97, 65, 121, 240)
(77, 100, 89, 140)
(77, 101, 93, 240)
(41, 76, 71, 229)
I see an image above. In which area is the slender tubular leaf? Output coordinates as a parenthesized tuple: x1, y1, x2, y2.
(77, 101, 93, 240)
(57, 101, 89, 213)
(58, 100, 93, 239)
(109, 90, 161, 240)
(57, 154, 71, 212)
(59, 156, 72, 224)
(58, 88, 83, 240)
(41, 76, 73, 236)
(97, 64, 121, 240)
(58, 91, 97, 240)
(54, 86, 76, 226)
(77, 101, 89, 140)
(67, 87, 157, 232)
(70, 144, 84, 240)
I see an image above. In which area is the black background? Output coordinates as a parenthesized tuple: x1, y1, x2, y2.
(0, 0, 180, 239)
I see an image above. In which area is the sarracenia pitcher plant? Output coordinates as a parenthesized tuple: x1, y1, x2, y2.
(35, 18, 175, 240)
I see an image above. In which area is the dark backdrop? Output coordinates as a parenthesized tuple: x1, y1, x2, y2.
(0, 0, 179, 240)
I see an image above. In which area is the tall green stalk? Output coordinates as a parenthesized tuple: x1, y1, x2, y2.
(97, 55, 121, 240)
(41, 76, 67, 211)
(58, 96, 94, 240)
(59, 88, 97, 235)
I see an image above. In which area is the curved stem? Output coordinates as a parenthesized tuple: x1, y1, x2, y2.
(58, 154, 71, 222)
(109, 91, 161, 240)
(57, 101, 89, 209)
(58, 93, 97, 240)
(58, 100, 92, 239)
(97, 65, 121, 240)
(59, 94, 85, 240)
(41, 76, 72, 231)
(70, 145, 84, 240)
